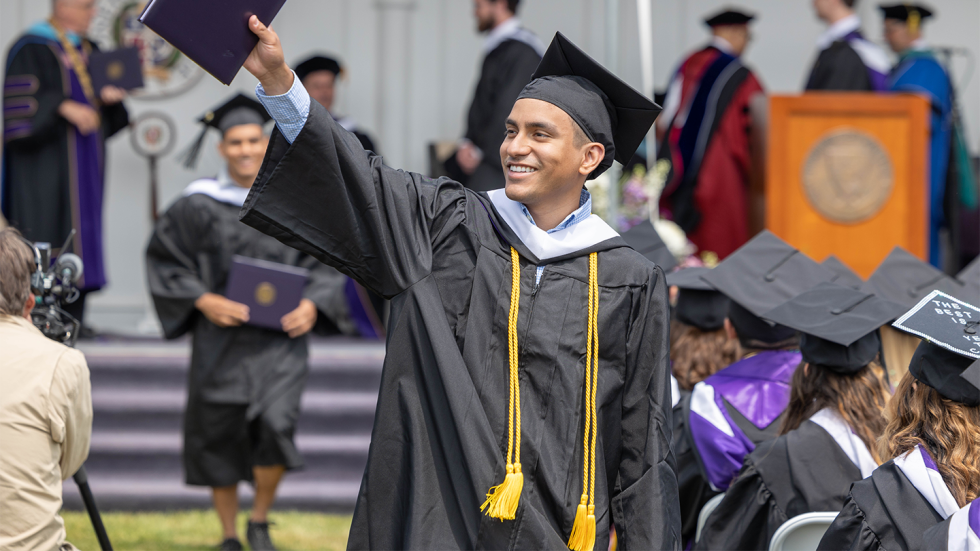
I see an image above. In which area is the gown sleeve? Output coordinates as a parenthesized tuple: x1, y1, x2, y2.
(297, 255, 356, 336)
(240, 100, 468, 299)
(3, 42, 68, 147)
(816, 494, 884, 551)
(145, 195, 217, 339)
(610, 268, 681, 550)
(695, 457, 785, 551)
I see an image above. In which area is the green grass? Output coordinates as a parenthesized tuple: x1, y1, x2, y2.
(62, 510, 351, 550)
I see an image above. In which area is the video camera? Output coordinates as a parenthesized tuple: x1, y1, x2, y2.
(26, 230, 83, 346)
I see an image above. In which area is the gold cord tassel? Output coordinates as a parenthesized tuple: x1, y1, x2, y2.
(569, 253, 599, 551)
(482, 247, 524, 520)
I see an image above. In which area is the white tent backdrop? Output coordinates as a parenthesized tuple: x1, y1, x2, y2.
(1, 0, 977, 334)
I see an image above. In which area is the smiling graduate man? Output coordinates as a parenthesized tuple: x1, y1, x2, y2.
(239, 16, 678, 551)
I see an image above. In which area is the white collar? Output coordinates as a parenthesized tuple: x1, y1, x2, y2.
(809, 408, 878, 479)
(182, 166, 251, 207)
(817, 14, 861, 50)
(894, 445, 961, 519)
(484, 17, 521, 53)
(488, 188, 620, 262)
(711, 36, 736, 56)
(910, 38, 929, 51)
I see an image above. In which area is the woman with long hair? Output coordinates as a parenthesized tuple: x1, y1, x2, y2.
(696, 283, 899, 550)
(818, 292, 980, 551)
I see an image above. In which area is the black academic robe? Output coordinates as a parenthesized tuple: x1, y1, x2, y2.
(146, 192, 348, 485)
(239, 101, 680, 550)
(696, 420, 863, 551)
(461, 39, 541, 191)
(817, 460, 944, 551)
(805, 41, 877, 91)
(673, 389, 787, 546)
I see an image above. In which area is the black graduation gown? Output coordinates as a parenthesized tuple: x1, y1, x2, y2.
(805, 41, 875, 91)
(239, 101, 680, 550)
(146, 192, 348, 485)
(2, 36, 129, 246)
(817, 460, 944, 551)
(673, 388, 787, 546)
(696, 420, 863, 551)
(461, 39, 541, 192)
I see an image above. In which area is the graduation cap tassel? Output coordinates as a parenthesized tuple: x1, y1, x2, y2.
(481, 247, 524, 520)
(178, 125, 210, 169)
(569, 252, 599, 551)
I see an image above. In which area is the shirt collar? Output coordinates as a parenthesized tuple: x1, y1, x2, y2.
(711, 36, 736, 56)
(520, 189, 593, 234)
(484, 17, 522, 53)
(817, 14, 861, 50)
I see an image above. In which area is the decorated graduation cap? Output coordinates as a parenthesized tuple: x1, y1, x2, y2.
(181, 93, 272, 169)
(861, 247, 962, 308)
(701, 230, 835, 346)
(822, 255, 864, 290)
(295, 54, 343, 82)
(879, 4, 934, 29)
(892, 290, 980, 406)
(667, 267, 729, 332)
(517, 32, 662, 180)
(703, 7, 755, 27)
(621, 220, 679, 271)
(764, 282, 907, 373)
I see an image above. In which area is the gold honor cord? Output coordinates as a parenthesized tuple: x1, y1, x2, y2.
(482, 247, 525, 520)
(49, 19, 100, 120)
(568, 252, 599, 551)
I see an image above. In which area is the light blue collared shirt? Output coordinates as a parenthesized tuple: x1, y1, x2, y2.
(255, 75, 594, 284)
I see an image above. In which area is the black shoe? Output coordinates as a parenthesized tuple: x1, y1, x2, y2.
(246, 520, 277, 551)
(219, 538, 243, 551)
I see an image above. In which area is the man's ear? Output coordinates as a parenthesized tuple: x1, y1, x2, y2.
(578, 143, 605, 177)
(22, 293, 35, 320)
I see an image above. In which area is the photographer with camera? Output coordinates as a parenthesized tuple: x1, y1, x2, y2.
(0, 228, 92, 551)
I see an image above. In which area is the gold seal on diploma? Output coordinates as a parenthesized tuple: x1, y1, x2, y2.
(255, 282, 277, 306)
(107, 60, 125, 81)
(802, 129, 894, 224)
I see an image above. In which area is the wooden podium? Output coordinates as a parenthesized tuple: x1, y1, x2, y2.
(766, 94, 930, 278)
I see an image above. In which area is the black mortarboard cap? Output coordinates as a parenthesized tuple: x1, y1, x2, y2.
(861, 247, 962, 308)
(667, 267, 729, 331)
(878, 3, 934, 22)
(180, 93, 272, 169)
(704, 8, 755, 27)
(893, 290, 980, 406)
(956, 256, 979, 305)
(822, 255, 864, 290)
(518, 32, 662, 179)
(764, 282, 907, 373)
(962, 359, 980, 395)
(621, 220, 678, 271)
(295, 55, 343, 82)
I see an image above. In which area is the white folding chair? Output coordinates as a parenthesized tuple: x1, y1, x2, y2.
(768, 512, 840, 551)
(694, 492, 726, 543)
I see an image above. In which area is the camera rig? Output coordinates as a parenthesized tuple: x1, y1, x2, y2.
(26, 230, 83, 346)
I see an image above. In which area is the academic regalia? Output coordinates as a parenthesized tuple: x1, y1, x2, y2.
(697, 283, 906, 550)
(456, 19, 543, 191)
(823, 255, 864, 290)
(922, 499, 980, 550)
(658, 11, 764, 259)
(2, 21, 129, 291)
(244, 34, 679, 549)
(805, 15, 890, 91)
(819, 291, 980, 550)
(861, 246, 963, 308)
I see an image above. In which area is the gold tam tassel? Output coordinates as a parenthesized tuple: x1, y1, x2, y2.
(483, 247, 524, 521)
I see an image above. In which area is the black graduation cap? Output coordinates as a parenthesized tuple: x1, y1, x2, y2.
(295, 55, 343, 82)
(822, 255, 864, 290)
(860, 247, 962, 308)
(704, 8, 755, 27)
(892, 290, 979, 406)
(956, 256, 979, 305)
(666, 267, 729, 332)
(764, 282, 907, 373)
(180, 93, 272, 169)
(878, 3, 934, 22)
(518, 32, 662, 179)
(621, 220, 678, 271)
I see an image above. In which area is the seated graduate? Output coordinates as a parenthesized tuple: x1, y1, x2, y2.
(294, 54, 379, 153)
(240, 19, 679, 551)
(696, 282, 904, 550)
(145, 95, 359, 551)
(922, 496, 980, 550)
(818, 292, 980, 551)
(673, 230, 836, 545)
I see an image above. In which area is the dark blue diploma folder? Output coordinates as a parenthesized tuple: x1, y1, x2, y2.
(139, 0, 288, 85)
(225, 256, 308, 331)
(89, 47, 144, 92)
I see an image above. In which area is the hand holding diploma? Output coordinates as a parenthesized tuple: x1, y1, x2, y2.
(244, 16, 293, 96)
(280, 298, 318, 339)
